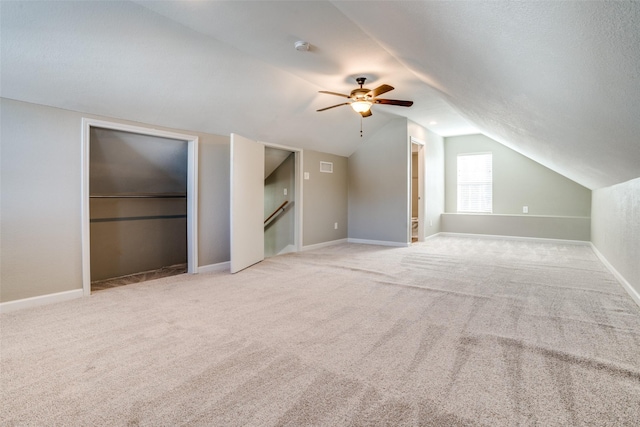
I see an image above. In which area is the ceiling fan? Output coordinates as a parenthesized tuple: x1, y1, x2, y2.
(317, 77, 414, 118)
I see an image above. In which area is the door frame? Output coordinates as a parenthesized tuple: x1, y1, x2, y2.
(81, 118, 199, 296)
(260, 141, 304, 252)
(409, 136, 426, 243)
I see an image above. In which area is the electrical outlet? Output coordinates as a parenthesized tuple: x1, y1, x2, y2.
(334, 222, 338, 229)
(284, 188, 287, 196)
(523, 206, 529, 214)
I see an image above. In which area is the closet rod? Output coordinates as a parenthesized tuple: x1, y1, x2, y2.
(90, 214, 187, 223)
(90, 194, 186, 199)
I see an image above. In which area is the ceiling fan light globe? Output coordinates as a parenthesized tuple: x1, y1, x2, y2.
(351, 100, 372, 113)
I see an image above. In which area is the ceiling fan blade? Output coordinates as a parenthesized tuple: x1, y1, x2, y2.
(317, 102, 350, 112)
(360, 109, 372, 118)
(375, 99, 414, 107)
(367, 84, 394, 98)
(318, 90, 350, 98)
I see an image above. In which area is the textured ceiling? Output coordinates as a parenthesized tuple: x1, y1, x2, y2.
(2, 1, 639, 189)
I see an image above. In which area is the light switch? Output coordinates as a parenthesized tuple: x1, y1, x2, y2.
(304, 172, 310, 180)
(284, 188, 287, 196)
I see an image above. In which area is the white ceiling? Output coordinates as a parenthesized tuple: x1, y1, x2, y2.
(2, 1, 639, 189)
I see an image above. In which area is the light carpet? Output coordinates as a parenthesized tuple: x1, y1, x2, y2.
(1, 236, 639, 426)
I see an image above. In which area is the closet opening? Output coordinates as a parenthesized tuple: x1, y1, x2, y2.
(81, 119, 198, 295)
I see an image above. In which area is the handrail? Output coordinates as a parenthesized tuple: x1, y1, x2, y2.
(90, 194, 186, 199)
(264, 200, 289, 225)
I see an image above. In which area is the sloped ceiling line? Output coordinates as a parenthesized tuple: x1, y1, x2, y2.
(2, 1, 639, 189)
(334, 0, 640, 189)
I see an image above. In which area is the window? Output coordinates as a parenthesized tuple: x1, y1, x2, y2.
(457, 153, 492, 213)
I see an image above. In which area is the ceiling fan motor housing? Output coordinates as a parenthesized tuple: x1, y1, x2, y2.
(350, 88, 371, 101)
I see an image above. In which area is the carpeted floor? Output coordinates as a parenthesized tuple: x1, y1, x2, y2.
(1, 236, 639, 426)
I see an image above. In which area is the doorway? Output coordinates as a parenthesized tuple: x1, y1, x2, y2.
(81, 119, 198, 295)
(264, 147, 296, 258)
(230, 134, 302, 273)
(410, 137, 425, 243)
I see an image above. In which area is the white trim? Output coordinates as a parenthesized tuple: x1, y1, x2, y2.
(590, 243, 640, 308)
(81, 120, 92, 296)
(407, 136, 412, 244)
(438, 232, 590, 246)
(442, 212, 590, 220)
(187, 137, 198, 274)
(347, 238, 410, 247)
(297, 151, 304, 252)
(198, 261, 231, 274)
(81, 118, 199, 296)
(423, 232, 442, 241)
(0, 289, 83, 314)
(301, 238, 348, 252)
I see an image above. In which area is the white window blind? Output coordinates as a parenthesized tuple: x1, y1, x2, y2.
(457, 153, 492, 213)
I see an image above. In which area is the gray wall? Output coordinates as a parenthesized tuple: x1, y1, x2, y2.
(264, 152, 295, 257)
(348, 118, 409, 243)
(1, 99, 84, 302)
(197, 133, 231, 267)
(445, 134, 591, 216)
(348, 118, 444, 244)
(591, 177, 640, 301)
(442, 213, 591, 241)
(90, 128, 188, 195)
(90, 198, 187, 281)
(1, 98, 345, 302)
(443, 134, 591, 240)
(302, 150, 348, 246)
(0, 98, 228, 301)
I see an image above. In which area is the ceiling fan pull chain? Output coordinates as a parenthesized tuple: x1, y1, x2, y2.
(360, 117, 363, 137)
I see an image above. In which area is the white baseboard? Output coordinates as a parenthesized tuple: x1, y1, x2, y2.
(0, 289, 84, 314)
(590, 243, 640, 309)
(301, 238, 347, 252)
(438, 232, 590, 246)
(347, 238, 410, 247)
(197, 261, 230, 274)
(421, 232, 442, 242)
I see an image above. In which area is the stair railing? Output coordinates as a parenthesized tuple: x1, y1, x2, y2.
(264, 200, 289, 226)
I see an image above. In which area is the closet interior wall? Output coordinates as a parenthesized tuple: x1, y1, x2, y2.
(89, 128, 188, 282)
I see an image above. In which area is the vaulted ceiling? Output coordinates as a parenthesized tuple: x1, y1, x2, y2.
(2, 1, 639, 189)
